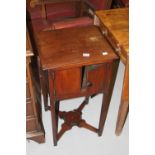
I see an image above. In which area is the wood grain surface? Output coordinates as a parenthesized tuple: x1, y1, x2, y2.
(96, 8, 129, 64)
(34, 25, 118, 70)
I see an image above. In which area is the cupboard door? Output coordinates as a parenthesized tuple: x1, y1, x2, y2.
(87, 64, 107, 94)
(54, 67, 81, 96)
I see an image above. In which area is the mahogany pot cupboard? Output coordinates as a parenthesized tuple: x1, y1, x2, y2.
(33, 25, 119, 146)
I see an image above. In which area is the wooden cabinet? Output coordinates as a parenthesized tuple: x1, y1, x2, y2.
(34, 25, 119, 146)
(26, 27, 45, 143)
(51, 63, 110, 100)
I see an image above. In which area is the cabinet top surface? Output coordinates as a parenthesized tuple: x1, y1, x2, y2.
(35, 25, 118, 70)
(96, 8, 129, 54)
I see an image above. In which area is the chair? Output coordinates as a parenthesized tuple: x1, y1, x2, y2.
(27, 0, 113, 31)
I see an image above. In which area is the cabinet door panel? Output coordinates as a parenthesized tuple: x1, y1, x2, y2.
(54, 68, 81, 96)
(87, 64, 107, 93)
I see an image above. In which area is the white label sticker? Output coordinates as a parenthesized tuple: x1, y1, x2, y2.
(102, 52, 108, 55)
(83, 53, 90, 57)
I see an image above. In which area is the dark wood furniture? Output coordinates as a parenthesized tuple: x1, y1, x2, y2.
(112, 0, 129, 8)
(26, 27, 45, 143)
(27, 0, 94, 32)
(96, 8, 129, 135)
(34, 25, 119, 146)
(27, 0, 114, 32)
(88, 0, 113, 9)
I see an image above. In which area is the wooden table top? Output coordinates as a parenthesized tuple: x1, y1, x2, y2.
(34, 25, 118, 70)
(96, 8, 129, 58)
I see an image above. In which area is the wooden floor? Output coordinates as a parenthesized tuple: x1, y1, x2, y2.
(26, 62, 129, 155)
